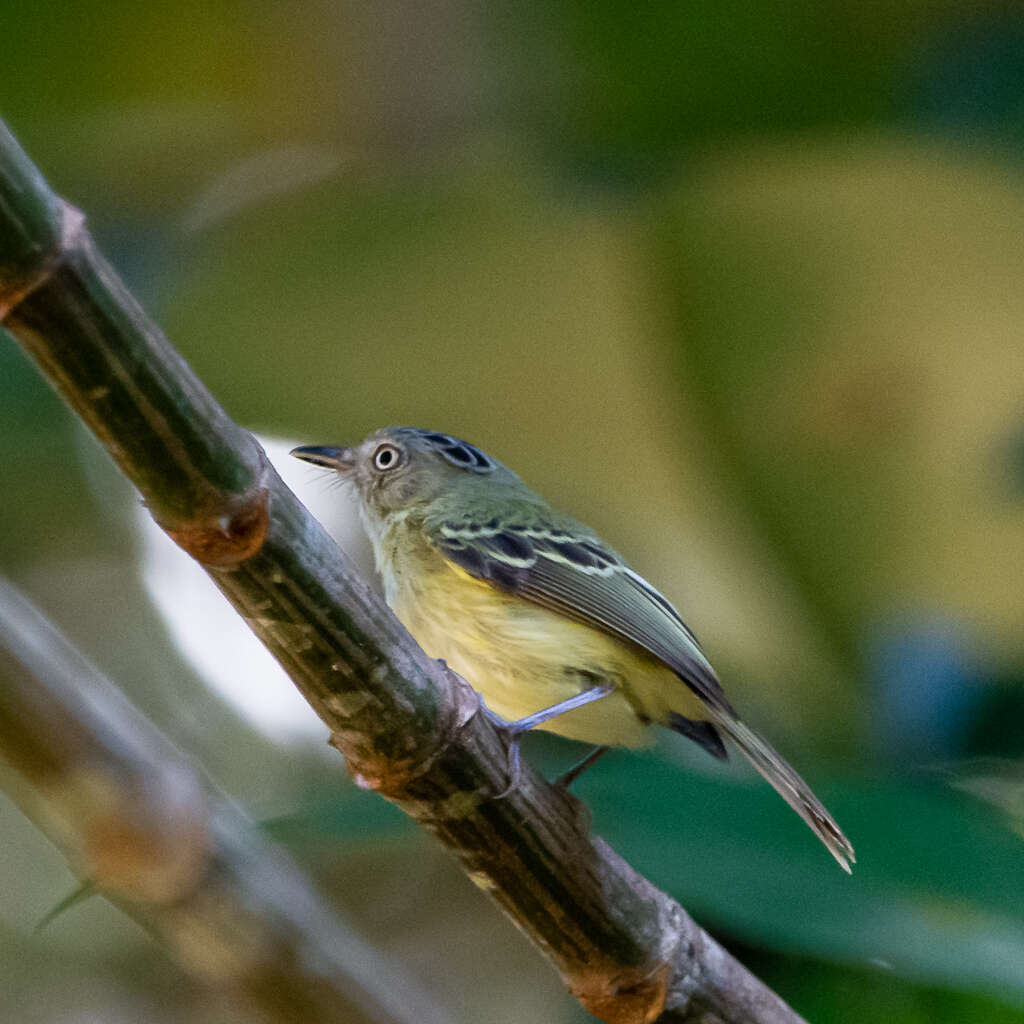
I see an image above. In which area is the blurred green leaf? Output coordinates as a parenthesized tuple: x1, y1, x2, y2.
(274, 753, 1024, 1010)
(586, 758, 1024, 1007)
(261, 783, 409, 847)
(756, 950, 1024, 1024)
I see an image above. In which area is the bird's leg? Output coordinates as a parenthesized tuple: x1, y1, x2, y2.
(484, 680, 614, 799)
(555, 745, 610, 789)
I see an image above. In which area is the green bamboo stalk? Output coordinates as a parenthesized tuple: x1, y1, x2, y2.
(0, 575, 453, 1024)
(0, 116, 805, 1024)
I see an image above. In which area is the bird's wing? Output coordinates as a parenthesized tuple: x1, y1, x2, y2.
(428, 512, 856, 871)
(427, 515, 733, 714)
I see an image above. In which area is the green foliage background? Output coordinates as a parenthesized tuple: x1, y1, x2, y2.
(2, 2, 1024, 1021)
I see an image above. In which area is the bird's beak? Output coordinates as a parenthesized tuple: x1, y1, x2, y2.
(289, 445, 355, 473)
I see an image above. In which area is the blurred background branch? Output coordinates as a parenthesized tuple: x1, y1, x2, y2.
(0, 574, 453, 1024)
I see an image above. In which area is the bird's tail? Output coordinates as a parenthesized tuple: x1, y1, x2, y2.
(710, 712, 855, 872)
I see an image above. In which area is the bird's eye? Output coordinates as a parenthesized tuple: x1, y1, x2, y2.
(373, 443, 402, 471)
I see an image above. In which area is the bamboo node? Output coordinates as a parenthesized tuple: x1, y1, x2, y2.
(164, 485, 270, 566)
(571, 961, 670, 1024)
(328, 666, 481, 798)
(0, 200, 85, 320)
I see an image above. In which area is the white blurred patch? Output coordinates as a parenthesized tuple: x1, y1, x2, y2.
(136, 435, 378, 741)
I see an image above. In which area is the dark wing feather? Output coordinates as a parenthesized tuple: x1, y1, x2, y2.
(433, 519, 734, 715)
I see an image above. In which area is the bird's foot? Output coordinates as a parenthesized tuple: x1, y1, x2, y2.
(481, 683, 614, 799)
(481, 706, 525, 799)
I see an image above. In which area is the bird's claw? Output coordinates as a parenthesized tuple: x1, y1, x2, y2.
(491, 735, 523, 800)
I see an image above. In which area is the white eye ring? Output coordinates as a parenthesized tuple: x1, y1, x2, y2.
(373, 443, 402, 471)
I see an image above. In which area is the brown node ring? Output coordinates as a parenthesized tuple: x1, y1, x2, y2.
(571, 961, 671, 1024)
(164, 485, 270, 567)
(328, 667, 484, 799)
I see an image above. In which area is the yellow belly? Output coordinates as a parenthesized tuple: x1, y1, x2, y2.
(389, 558, 706, 748)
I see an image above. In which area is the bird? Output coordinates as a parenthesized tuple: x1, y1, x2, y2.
(291, 426, 854, 871)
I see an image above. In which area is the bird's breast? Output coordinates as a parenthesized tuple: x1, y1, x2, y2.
(384, 553, 666, 747)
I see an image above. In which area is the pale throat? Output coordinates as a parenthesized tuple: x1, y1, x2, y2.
(361, 505, 437, 607)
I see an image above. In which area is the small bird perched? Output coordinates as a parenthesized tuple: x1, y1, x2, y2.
(292, 427, 854, 871)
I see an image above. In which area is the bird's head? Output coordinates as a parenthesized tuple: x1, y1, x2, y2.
(290, 426, 517, 531)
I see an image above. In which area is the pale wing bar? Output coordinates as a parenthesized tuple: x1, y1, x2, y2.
(436, 522, 733, 715)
